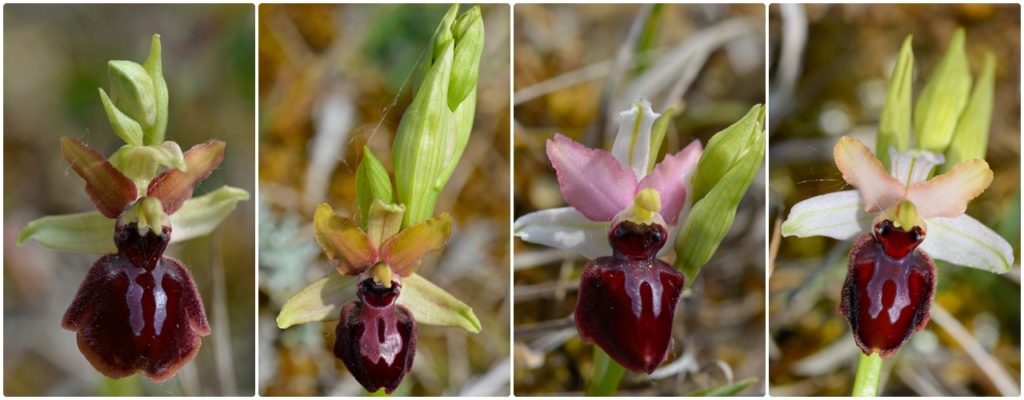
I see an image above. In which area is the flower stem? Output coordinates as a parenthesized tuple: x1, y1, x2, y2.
(852, 352, 883, 396)
(587, 347, 625, 396)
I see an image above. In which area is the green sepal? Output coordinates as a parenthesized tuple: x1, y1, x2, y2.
(17, 211, 117, 255)
(99, 88, 145, 146)
(107, 59, 157, 132)
(944, 52, 995, 172)
(448, 5, 483, 110)
(689, 104, 763, 204)
(647, 107, 673, 174)
(355, 146, 394, 226)
(108, 141, 186, 192)
(169, 186, 250, 243)
(276, 272, 481, 333)
(393, 34, 455, 228)
(876, 36, 914, 169)
(674, 105, 765, 286)
(914, 28, 972, 154)
(143, 34, 169, 145)
(365, 200, 405, 249)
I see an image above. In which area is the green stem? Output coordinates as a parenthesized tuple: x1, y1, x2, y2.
(852, 352, 883, 396)
(587, 347, 626, 396)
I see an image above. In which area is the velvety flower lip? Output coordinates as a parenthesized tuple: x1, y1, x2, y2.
(515, 99, 703, 260)
(61, 222, 210, 383)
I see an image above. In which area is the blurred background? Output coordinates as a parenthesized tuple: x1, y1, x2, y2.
(257, 4, 510, 396)
(513, 4, 765, 395)
(768, 4, 1020, 396)
(4, 4, 256, 396)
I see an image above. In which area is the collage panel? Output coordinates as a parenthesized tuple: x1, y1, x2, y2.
(4, 4, 256, 395)
(769, 4, 1021, 396)
(256, 4, 511, 396)
(513, 4, 766, 396)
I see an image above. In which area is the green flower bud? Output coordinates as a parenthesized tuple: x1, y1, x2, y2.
(944, 52, 995, 172)
(914, 28, 971, 154)
(102, 34, 169, 146)
(876, 36, 914, 169)
(355, 146, 395, 226)
(675, 105, 765, 285)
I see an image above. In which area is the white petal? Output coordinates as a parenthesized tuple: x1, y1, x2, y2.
(888, 147, 944, 187)
(611, 99, 660, 180)
(781, 190, 873, 240)
(919, 214, 1014, 273)
(514, 207, 611, 260)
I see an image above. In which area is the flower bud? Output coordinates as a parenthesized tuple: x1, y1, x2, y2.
(914, 28, 971, 155)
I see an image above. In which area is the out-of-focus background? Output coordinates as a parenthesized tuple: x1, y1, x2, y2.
(3, 4, 256, 396)
(513, 4, 765, 395)
(257, 4, 511, 396)
(768, 4, 1020, 396)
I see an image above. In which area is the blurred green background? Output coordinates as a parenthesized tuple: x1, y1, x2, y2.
(3, 4, 256, 396)
(513, 4, 765, 395)
(257, 4, 510, 396)
(768, 4, 1020, 396)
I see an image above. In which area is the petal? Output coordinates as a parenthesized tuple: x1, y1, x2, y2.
(60, 137, 138, 218)
(398, 273, 480, 333)
(781, 190, 873, 240)
(314, 203, 378, 275)
(147, 140, 225, 215)
(638, 140, 703, 225)
(513, 207, 611, 260)
(918, 214, 1014, 273)
(168, 186, 250, 244)
(276, 272, 357, 329)
(380, 213, 451, 276)
(547, 134, 636, 221)
(906, 159, 993, 219)
(834, 136, 904, 212)
(575, 256, 684, 373)
(611, 99, 660, 180)
(841, 233, 935, 358)
(888, 147, 944, 187)
(62, 255, 210, 382)
(17, 211, 117, 255)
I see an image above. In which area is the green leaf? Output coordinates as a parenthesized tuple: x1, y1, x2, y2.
(944, 52, 995, 172)
(675, 105, 764, 285)
(98, 88, 144, 146)
(877, 36, 914, 169)
(276, 272, 481, 334)
(169, 186, 250, 243)
(685, 377, 758, 396)
(689, 105, 763, 204)
(142, 34, 168, 145)
(18, 211, 116, 255)
(355, 146, 394, 226)
(914, 28, 972, 154)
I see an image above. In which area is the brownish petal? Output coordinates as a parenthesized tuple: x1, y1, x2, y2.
(62, 255, 210, 383)
(60, 137, 137, 218)
(380, 213, 451, 276)
(314, 203, 378, 275)
(147, 140, 224, 215)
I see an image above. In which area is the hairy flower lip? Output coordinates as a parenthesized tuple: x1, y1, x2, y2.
(335, 277, 417, 394)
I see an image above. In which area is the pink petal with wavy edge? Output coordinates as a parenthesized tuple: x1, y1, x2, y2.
(638, 140, 702, 225)
(907, 159, 992, 219)
(547, 134, 636, 221)
(834, 136, 905, 212)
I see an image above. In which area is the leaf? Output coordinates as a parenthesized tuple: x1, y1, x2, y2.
(18, 211, 116, 255)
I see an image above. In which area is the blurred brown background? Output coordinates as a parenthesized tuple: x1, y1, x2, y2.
(513, 4, 766, 395)
(3, 4, 256, 396)
(257, 4, 511, 396)
(769, 4, 1020, 396)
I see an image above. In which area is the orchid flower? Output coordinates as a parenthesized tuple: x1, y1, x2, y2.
(782, 136, 1013, 357)
(514, 99, 702, 374)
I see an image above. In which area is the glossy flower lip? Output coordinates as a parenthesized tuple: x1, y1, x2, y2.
(514, 99, 703, 260)
(782, 136, 1013, 273)
(61, 223, 210, 383)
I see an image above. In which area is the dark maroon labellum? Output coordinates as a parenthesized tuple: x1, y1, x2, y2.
(61, 223, 210, 382)
(574, 220, 684, 374)
(335, 278, 417, 394)
(840, 220, 935, 358)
